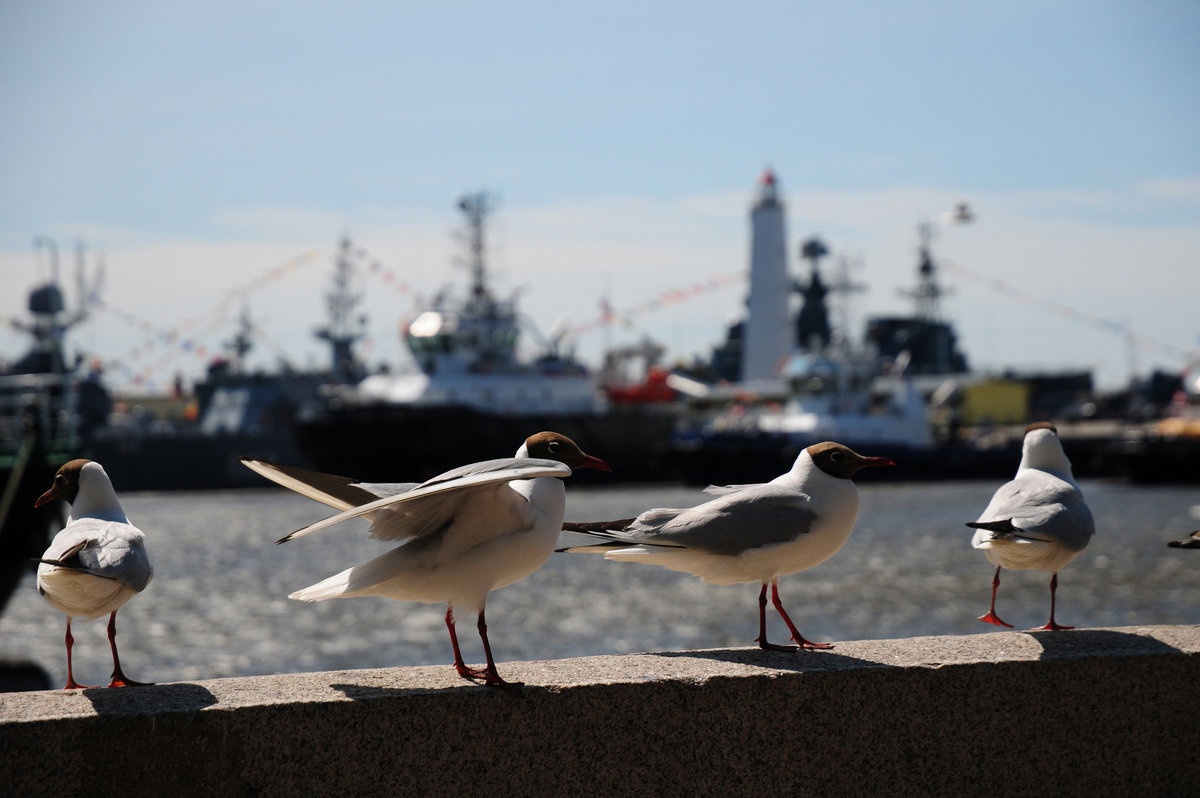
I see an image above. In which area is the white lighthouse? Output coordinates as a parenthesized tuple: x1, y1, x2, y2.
(741, 169, 792, 381)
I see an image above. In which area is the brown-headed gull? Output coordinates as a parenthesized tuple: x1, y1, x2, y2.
(968, 422, 1095, 631)
(241, 431, 610, 689)
(34, 459, 153, 689)
(559, 441, 893, 651)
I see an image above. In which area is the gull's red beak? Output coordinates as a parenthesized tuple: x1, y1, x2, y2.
(575, 454, 613, 473)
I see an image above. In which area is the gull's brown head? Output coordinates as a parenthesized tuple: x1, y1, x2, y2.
(524, 431, 612, 473)
(806, 442, 895, 480)
(34, 459, 94, 508)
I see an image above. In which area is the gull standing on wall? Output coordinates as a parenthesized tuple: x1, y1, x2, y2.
(968, 422, 1095, 630)
(35, 459, 153, 689)
(243, 431, 610, 689)
(560, 441, 893, 650)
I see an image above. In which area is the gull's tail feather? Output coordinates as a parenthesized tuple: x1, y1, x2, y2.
(289, 568, 354, 602)
(561, 519, 636, 534)
(556, 541, 627, 554)
(966, 519, 1018, 535)
(33, 558, 120, 580)
(558, 518, 638, 554)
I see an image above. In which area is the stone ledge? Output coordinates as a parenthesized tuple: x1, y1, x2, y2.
(1, 625, 1197, 797)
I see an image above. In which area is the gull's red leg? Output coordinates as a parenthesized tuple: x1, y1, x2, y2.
(977, 565, 1013, 628)
(62, 618, 96, 690)
(755, 582, 796, 651)
(106, 611, 150, 688)
(476, 607, 522, 692)
(446, 605, 487, 680)
(770, 580, 833, 650)
(1031, 572, 1074, 631)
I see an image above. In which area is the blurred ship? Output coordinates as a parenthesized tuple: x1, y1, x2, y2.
(665, 173, 1198, 484)
(0, 240, 98, 615)
(1120, 368, 1200, 483)
(0, 239, 371, 494)
(666, 174, 1031, 483)
(81, 237, 379, 491)
(7, 175, 1188, 508)
(293, 193, 677, 482)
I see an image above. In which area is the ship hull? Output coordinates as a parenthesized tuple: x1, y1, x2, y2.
(668, 429, 1021, 486)
(84, 429, 310, 491)
(294, 403, 679, 484)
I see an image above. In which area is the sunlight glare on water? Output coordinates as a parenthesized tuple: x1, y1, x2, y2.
(2, 479, 1197, 686)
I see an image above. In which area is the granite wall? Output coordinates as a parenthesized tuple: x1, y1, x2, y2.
(1, 625, 1196, 797)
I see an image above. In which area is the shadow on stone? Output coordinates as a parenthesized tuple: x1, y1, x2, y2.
(653, 646, 891, 673)
(82, 682, 219, 715)
(0, 660, 52, 693)
(1029, 628, 1183, 660)
(330, 682, 466, 701)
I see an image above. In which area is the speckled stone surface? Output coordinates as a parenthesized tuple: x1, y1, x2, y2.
(1, 625, 1197, 796)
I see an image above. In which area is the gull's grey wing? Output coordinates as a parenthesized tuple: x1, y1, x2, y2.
(702, 482, 767, 497)
(415, 457, 566, 488)
(625, 484, 817, 556)
(40, 520, 153, 592)
(973, 471, 1094, 552)
(361, 457, 567, 542)
(279, 459, 571, 543)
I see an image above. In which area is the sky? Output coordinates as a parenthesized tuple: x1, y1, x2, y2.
(1, 1, 1198, 393)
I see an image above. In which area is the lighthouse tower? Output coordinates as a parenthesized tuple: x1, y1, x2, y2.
(742, 169, 791, 381)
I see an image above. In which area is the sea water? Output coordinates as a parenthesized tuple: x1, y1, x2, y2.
(2, 480, 1197, 687)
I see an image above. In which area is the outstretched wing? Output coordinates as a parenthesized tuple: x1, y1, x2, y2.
(240, 457, 414, 511)
(279, 458, 570, 543)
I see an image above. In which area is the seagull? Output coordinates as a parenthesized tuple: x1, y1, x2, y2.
(241, 431, 610, 689)
(968, 422, 1095, 631)
(559, 441, 894, 651)
(1167, 530, 1200, 549)
(34, 459, 153, 690)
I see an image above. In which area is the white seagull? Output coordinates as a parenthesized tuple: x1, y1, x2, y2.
(242, 431, 610, 689)
(559, 441, 894, 651)
(968, 422, 1095, 631)
(34, 459, 153, 689)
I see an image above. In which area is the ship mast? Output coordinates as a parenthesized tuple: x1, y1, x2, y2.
(224, 306, 255, 373)
(457, 192, 494, 303)
(454, 191, 520, 371)
(314, 236, 366, 380)
(900, 222, 947, 322)
(15, 237, 102, 375)
(795, 235, 832, 352)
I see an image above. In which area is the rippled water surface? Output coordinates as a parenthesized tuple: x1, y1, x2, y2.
(3, 479, 1197, 686)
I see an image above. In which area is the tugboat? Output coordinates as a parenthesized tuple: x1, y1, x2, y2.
(294, 193, 677, 482)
